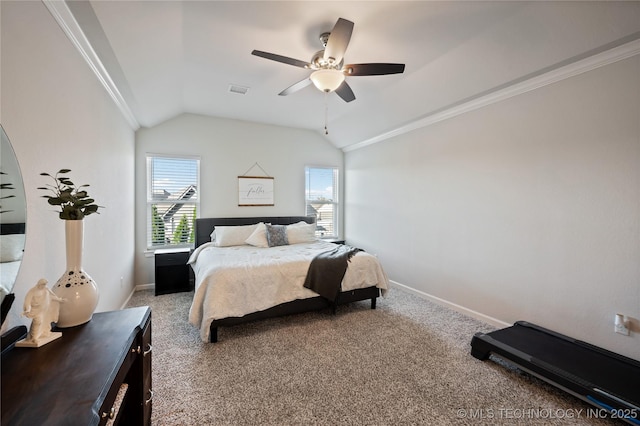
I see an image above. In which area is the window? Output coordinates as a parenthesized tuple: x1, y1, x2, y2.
(147, 154, 200, 249)
(305, 166, 339, 238)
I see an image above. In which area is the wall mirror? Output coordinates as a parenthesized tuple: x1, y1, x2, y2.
(0, 125, 27, 327)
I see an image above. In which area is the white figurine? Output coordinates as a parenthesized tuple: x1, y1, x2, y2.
(16, 278, 65, 347)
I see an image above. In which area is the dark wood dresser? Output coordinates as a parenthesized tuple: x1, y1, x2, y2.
(1, 306, 152, 425)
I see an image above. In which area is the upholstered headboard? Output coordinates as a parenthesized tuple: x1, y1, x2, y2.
(195, 216, 315, 248)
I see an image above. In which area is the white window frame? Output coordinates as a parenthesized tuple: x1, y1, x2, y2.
(146, 154, 200, 250)
(305, 165, 339, 239)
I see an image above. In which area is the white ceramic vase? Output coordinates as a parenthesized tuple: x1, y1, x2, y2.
(53, 220, 99, 327)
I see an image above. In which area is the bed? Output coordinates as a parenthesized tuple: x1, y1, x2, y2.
(188, 216, 389, 342)
(1, 223, 25, 324)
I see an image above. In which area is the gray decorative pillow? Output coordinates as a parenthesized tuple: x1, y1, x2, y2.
(265, 224, 289, 247)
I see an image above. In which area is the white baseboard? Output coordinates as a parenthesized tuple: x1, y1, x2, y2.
(136, 283, 155, 291)
(120, 284, 154, 310)
(390, 280, 510, 329)
(120, 289, 134, 310)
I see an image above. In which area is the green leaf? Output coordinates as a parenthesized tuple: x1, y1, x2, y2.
(39, 169, 102, 220)
(84, 205, 99, 214)
(47, 198, 64, 206)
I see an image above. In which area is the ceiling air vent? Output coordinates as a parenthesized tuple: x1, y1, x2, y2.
(228, 84, 249, 95)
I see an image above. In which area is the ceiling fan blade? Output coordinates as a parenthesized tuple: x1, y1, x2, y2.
(323, 18, 354, 65)
(335, 81, 355, 103)
(278, 78, 312, 96)
(343, 63, 406, 76)
(251, 50, 311, 69)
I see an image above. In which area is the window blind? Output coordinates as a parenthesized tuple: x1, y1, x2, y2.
(146, 155, 200, 249)
(305, 166, 339, 238)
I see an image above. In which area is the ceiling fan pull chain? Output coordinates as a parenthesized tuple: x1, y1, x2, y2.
(324, 92, 329, 135)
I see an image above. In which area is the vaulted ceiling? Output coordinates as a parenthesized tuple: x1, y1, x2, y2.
(60, 1, 640, 150)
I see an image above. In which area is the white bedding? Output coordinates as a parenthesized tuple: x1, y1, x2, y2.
(188, 241, 389, 341)
(1, 260, 21, 299)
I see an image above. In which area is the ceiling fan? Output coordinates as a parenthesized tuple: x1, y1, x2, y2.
(251, 18, 405, 103)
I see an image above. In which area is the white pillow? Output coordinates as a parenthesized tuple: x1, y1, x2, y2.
(245, 222, 269, 248)
(286, 221, 317, 244)
(0, 234, 25, 262)
(213, 224, 259, 247)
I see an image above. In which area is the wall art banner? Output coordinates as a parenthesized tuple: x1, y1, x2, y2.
(238, 176, 274, 206)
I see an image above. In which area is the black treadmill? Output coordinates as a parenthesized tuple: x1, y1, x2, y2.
(471, 321, 640, 425)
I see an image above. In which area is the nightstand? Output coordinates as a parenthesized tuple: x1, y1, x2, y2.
(154, 247, 193, 295)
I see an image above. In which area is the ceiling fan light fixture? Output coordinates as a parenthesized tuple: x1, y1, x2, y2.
(310, 69, 345, 93)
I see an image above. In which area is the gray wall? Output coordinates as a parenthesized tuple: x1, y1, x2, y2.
(134, 113, 343, 286)
(1, 1, 136, 328)
(344, 55, 640, 360)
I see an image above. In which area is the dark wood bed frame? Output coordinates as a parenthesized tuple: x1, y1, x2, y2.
(194, 216, 380, 343)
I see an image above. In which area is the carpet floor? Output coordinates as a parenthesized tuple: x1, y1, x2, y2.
(126, 287, 620, 425)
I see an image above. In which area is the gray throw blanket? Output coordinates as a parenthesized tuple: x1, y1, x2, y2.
(303, 244, 362, 303)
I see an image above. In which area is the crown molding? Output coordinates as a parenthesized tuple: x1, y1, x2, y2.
(42, 0, 140, 130)
(41, 0, 639, 143)
(343, 37, 640, 153)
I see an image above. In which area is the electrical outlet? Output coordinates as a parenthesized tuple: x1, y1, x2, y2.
(614, 314, 630, 336)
